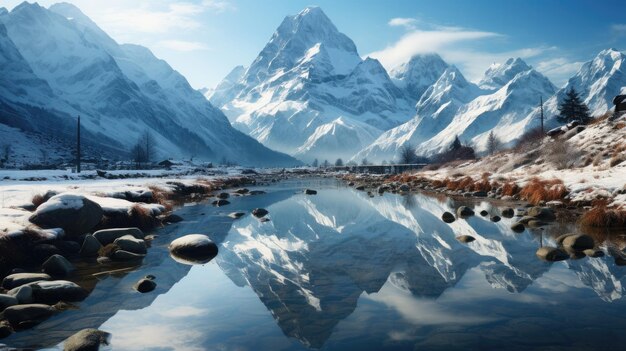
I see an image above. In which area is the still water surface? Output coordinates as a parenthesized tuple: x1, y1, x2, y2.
(7, 178, 626, 350)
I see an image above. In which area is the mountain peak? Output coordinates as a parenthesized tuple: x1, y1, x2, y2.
(391, 53, 450, 102)
(0, 7, 8, 15)
(12, 1, 45, 15)
(479, 57, 531, 90)
(49, 2, 93, 25)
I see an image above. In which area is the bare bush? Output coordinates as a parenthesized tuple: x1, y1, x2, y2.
(544, 138, 575, 170)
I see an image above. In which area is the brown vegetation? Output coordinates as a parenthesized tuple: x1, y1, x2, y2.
(31, 194, 45, 209)
(580, 205, 626, 228)
(519, 178, 568, 205)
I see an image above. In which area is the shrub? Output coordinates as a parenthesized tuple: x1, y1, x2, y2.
(515, 127, 544, 151)
(544, 138, 574, 170)
(31, 194, 45, 209)
(519, 178, 568, 205)
(502, 182, 520, 196)
(580, 206, 626, 227)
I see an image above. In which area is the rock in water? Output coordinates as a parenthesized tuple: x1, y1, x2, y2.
(536, 247, 569, 262)
(441, 212, 455, 223)
(304, 189, 317, 195)
(2, 273, 51, 290)
(490, 215, 501, 222)
(3, 304, 55, 328)
(113, 235, 147, 255)
(228, 212, 245, 219)
(161, 214, 183, 224)
(456, 235, 476, 243)
(93, 228, 144, 246)
(64, 328, 111, 351)
(456, 206, 474, 217)
(527, 206, 556, 221)
(42, 255, 75, 277)
(479, 210, 488, 217)
(31, 280, 88, 304)
(134, 277, 156, 293)
(217, 192, 230, 199)
(212, 199, 230, 207)
(28, 194, 103, 235)
(80, 235, 102, 257)
(510, 222, 525, 233)
(252, 208, 269, 218)
(501, 208, 515, 218)
(0, 294, 18, 312)
(169, 234, 218, 265)
(562, 234, 594, 251)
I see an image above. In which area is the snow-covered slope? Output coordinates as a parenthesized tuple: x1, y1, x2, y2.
(209, 7, 414, 162)
(0, 2, 297, 167)
(353, 58, 556, 162)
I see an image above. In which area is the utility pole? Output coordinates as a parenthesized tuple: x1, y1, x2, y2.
(76, 115, 81, 173)
(539, 96, 545, 134)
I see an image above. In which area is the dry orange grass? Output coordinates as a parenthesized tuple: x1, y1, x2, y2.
(519, 178, 568, 205)
(580, 205, 626, 228)
(31, 194, 45, 209)
(501, 182, 520, 196)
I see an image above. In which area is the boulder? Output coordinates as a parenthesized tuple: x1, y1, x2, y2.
(517, 216, 537, 225)
(93, 228, 144, 246)
(562, 234, 594, 251)
(7, 285, 33, 304)
(133, 277, 156, 293)
(399, 184, 410, 192)
(501, 208, 515, 218)
(305, 189, 318, 195)
(248, 190, 266, 195)
(161, 214, 183, 224)
(2, 273, 51, 290)
(33, 244, 62, 263)
(536, 247, 569, 262)
(234, 188, 249, 195)
(169, 234, 218, 265)
(29, 194, 103, 235)
(113, 235, 147, 255)
(0, 320, 12, 339)
(441, 212, 455, 223)
(555, 233, 574, 245)
(490, 215, 501, 223)
(355, 185, 365, 191)
(511, 222, 525, 233)
(56, 240, 81, 256)
(456, 206, 474, 218)
(0, 294, 18, 312)
(216, 192, 230, 199)
(42, 254, 75, 277)
(252, 208, 269, 218)
(3, 304, 55, 328)
(456, 235, 476, 243)
(479, 210, 489, 217)
(583, 249, 604, 258)
(228, 212, 245, 219)
(212, 199, 230, 207)
(80, 235, 102, 257)
(64, 328, 111, 351)
(527, 207, 556, 221)
(31, 280, 88, 304)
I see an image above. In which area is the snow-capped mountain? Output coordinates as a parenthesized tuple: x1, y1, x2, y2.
(0, 2, 297, 167)
(390, 53, 450, 103)
(353, 57, 556, 162)
(208, 7, 414, 162)
(532, 48, 626, 122)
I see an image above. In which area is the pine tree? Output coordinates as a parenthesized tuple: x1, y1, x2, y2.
(487, 131, 500, 155)
(557, 87, 591, 124)
(323, 160, 329, 168)
(311, 159, 319, 168)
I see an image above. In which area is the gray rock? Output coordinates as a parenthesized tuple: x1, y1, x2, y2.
(456, 206, 474, 217)
(3, 304, 55, 327)
(64, 328, 111, 351)
(479, 210, 489, 217)
(113, 235, 147, 255)
(31, 280, 88, 304)
(42, 254, 75, 277)
(441, 212, 455, 223)
(134, 277, 156, 293)
(161, 214, 183, 223)
(456, 235, 476, 243)
(527, 207, 556, 221)
(216, 192, 230, 199)
(29, 194, 103, 235)
(501, 208, 515, 218)
(252, 208, 269, 218)
(233, 188, 249, 195)
(517, 216, 537, 225)
(228, 212, 245, 219)
(399, 184, 410, 192)
(7, 285, 33, 304)
(2, 273, 51, 289)
(473, 191, 488, 197)
(248, 190, 266, 195)
(169, 234, 218, 265)
(583, 249, 604, 258)
(555, 233, 574, 245)
(80, 235, 102, 257)
(490, 215, 501, 222)
(93, 227, 144, 246)
(212, 199, 230, 207)
(0, 294, 18, 312)
(304, 189, 318, 195)
(511, 222, 525, 233)
(562, 234, 595, 251)
(536, 247, 569, 262)
(355, 185, 365, 191)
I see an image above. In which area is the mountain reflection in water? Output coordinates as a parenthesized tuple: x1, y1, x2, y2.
(15, 179, 626, 351)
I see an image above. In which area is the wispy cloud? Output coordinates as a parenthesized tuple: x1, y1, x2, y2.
(388, 17, 417, 30)
(534, 57, 583, 87)
(158, 40, 209, 52)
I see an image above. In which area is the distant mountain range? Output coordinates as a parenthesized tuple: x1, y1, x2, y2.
(209, 7, 626, 163)
(0, 2, 298, 167)
(1, 3, 624, 166)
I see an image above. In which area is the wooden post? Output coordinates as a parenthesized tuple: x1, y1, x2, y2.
(76, 116, 81, 173)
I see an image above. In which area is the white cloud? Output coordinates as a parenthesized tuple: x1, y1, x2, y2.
(535, 57, 584, 87)
(158, 40, 209, 52)
(388, 17, 417, 30)
(202, 0, 236, 12)
(611, 24, 626, 34)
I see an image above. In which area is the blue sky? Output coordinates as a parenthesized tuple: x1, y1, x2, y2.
(5, 0, 626, 89)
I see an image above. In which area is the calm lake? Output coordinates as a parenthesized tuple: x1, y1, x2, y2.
(6, 178, 626, 351)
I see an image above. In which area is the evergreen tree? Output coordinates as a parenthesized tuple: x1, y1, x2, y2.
(312, 158, 319, 168)
(450, 136, 462, 151)
(323, 160, 329, 168)
(487, 131, 500, 155)
(557, 87, 591, 124)
(335, 158, 344, 167)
